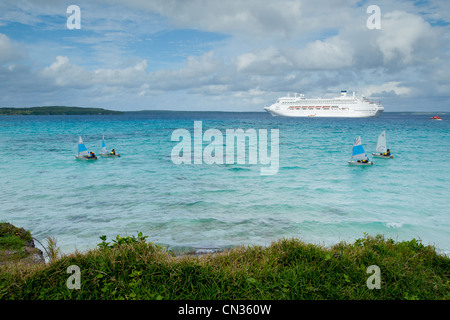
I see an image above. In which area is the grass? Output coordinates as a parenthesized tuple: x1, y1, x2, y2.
(0, 223, 34, 265)
(0, 223, 33, 250)
(0, 232, 448, 300)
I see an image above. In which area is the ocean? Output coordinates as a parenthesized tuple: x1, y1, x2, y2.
(1, 111, 449, 256)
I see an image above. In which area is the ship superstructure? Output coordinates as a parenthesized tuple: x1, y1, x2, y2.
(264, 90, 384, 117)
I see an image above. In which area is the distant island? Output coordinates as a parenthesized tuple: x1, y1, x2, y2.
(0, 106, 123, 115)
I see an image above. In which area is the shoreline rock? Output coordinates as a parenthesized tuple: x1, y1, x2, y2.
(0, 223, 45, 265)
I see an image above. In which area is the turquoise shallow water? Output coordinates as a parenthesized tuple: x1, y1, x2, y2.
(0, 112, 449, 255)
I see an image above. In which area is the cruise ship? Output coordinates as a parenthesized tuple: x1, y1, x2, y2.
(264, 90, 384, 117)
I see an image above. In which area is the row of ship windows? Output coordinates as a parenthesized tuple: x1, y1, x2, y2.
(287, 106, 346, 110)
(281, 100, 355, 104)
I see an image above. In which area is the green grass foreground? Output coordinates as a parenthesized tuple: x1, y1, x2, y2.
(0, 233, 449, 300)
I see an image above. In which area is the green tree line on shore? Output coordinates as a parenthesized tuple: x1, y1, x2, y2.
(0, 106, 123, 115)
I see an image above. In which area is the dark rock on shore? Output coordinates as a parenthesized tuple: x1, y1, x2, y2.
(0, 223, 45, 265)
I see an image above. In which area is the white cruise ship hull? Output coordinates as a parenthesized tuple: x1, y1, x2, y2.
(264, 107, 383, 118)
(264, 91, 384, 118)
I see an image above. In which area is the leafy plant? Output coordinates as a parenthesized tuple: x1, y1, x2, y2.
(98, 231, 149, 249)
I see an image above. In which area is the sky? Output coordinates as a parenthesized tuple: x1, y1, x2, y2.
(0, 0, 449, 112)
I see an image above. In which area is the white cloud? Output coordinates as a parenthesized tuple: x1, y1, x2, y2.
(92, 59, 148, 87)
(41, 55, 149, 88)
(148, 51, 224, 90)
(41, 56, 88, 87)
(236, 47, 292, 74)
(235, 34, 355, 76)
(1, 1, 450, 111)
(377, 11, 439, 64)
(102, 0, 367, 40)
(0, 33, 24, 64)
(111, 0, 303, 38)
(361, 81, 411, 97)
(291, 36, 355, 70)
